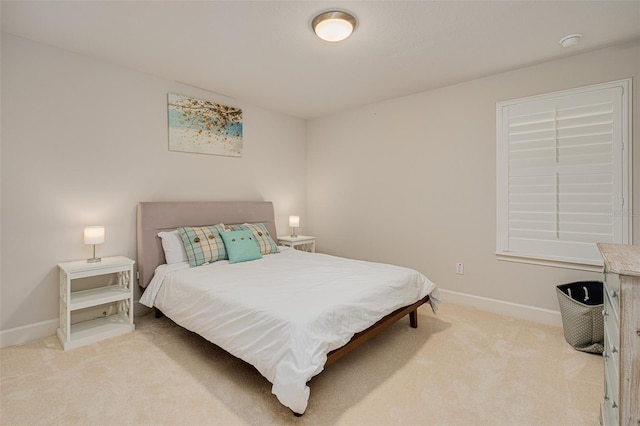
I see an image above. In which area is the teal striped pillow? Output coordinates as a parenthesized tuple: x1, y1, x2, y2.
(230, 223, 279, 255)
(178, 224, 227, 267)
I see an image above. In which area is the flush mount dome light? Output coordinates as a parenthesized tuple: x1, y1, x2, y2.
(312, 10, 357, 42)
(560, 34, 582, 48)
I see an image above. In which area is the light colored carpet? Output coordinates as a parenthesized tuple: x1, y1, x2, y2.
(1, 302, 602, 425)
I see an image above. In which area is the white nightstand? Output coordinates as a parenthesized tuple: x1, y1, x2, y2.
(57, 256, 135, 350)
(278, 235, 316, 253)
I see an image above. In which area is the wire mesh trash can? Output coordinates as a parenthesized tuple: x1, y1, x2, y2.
(555, 281, 604, 354)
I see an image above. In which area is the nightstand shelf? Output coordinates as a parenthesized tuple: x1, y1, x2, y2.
(64, 315, 133, 350)
(69, 286, 131, 310)
(278, 235, 316, 253)
(57, 256, 135, 351)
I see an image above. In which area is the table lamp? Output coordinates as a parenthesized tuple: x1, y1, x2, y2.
(289, 216, 299, 238)
(84, 226, 105, 263)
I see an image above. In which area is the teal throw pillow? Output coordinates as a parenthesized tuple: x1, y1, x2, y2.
(220, 230, 262, 264)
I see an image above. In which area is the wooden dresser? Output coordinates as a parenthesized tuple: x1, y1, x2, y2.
(597, 243, 640, 426)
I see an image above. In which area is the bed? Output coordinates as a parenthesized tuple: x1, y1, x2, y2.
(137, 200, 440, 414)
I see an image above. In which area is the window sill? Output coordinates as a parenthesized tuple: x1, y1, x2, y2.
(496, 252, 603, 273)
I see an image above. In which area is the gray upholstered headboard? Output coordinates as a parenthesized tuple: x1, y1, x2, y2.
(136, 201, 278, 289)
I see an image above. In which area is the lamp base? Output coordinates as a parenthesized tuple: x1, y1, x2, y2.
(87, 243, 101, 263)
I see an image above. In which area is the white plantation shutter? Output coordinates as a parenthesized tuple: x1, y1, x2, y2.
(497, 80, 631, 268)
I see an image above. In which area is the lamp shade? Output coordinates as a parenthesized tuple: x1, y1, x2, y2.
(84, 226, 105, 245)
(289, 216, 300, 228)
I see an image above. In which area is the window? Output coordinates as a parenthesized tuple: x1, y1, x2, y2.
(496, 79, 632, 270)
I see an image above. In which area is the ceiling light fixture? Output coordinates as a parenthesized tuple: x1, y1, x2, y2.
(560, 34, 582, 48)
(312, 10, 357, 42)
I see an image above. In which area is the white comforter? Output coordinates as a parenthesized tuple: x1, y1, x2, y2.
(140, 247, 440, 414)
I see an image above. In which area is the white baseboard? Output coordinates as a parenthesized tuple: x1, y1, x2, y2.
(1, 294, 560, 349)
(1, 301, 152, 349)
(0, 318, 59, 349)
(439, 289, 562, 327)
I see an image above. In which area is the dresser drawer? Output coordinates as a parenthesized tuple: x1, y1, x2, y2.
(603, 286, 620, 333)
(604, 272, 620, 315)
(603, 298, 620, 377)
(601, 399, 619, 426)
(603, 331, 619, 391)
(603, 363, 619, 426)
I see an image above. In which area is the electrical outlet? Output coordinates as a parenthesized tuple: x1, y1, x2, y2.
(456, 262, 464, 275)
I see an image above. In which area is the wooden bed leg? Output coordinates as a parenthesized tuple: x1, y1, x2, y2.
(409, 310, 418, 328)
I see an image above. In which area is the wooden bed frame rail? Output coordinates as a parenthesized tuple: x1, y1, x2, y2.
(325, 295, 430, 367)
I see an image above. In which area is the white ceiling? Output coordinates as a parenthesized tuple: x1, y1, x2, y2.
(2, 1, 639, 119)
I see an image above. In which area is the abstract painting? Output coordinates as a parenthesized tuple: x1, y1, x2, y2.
(168, 93, 243, 157)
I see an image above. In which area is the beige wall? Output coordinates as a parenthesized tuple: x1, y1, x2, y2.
(307, 41, 640, 312)
(1, 33, 638, 339)
(0, 34, 307, 332)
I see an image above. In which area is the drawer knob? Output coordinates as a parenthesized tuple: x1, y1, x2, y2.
(611, 346, 618, 354)
(611, 290, 618, 298)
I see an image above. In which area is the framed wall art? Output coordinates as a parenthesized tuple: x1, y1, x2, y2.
(168, 93, 243, 157)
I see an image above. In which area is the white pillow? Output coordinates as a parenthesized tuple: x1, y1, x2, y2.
(157, 230, 188, 264)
